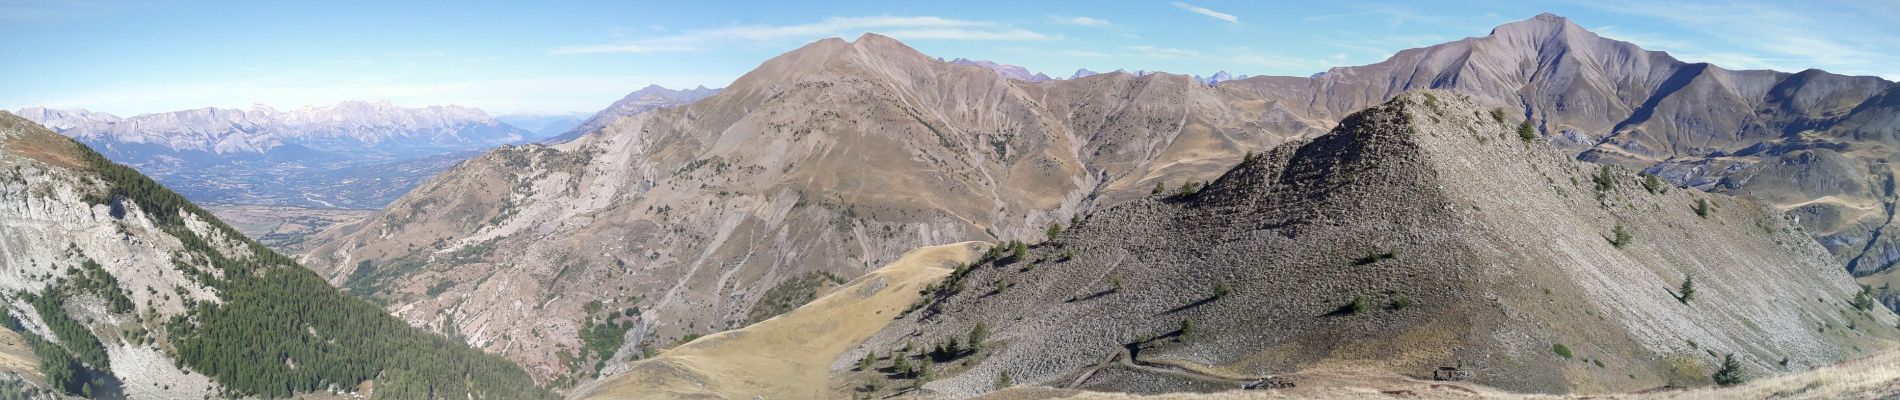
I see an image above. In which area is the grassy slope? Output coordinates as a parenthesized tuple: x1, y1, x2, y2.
(0, 327, 40, 385)
(577, 242, 984, 399)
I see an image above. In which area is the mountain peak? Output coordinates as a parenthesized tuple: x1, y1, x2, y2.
(853, 32, 899, 44)
(1489, 12, 1585, 39)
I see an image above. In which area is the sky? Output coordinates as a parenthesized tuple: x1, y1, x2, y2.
(2, 0, 1896, 116)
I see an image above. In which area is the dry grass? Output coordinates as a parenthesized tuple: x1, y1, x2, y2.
(0, 114, 86, 170)
(0, 326, 43, 386)
(575, 242, 984, 399)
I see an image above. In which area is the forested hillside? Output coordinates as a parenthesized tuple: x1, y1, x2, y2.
(0, 112, 557, 399)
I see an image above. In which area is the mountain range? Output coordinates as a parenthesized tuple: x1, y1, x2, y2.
(18, 101, 529, 157)
(14, 84, 721, 217)
(498, 112, 593, 139)
(3, 10, 1894, 400)
(950, 58, 1242, 85)
(291, 13, 1900, 389)
(12, 101, 533, 209)
(579, 91, 1899, 398)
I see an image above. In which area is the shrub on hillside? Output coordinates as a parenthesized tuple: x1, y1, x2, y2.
(1642, 173, 1667, 194)
(1594, 165, 1617, 192)
(1389, 295, 1413, 310)
(1678, 275, 1696, 304)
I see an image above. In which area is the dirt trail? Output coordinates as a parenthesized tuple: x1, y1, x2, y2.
(1067, 343, 1285, 391)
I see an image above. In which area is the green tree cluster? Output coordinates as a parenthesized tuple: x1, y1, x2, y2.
(69, 143, 556, 399)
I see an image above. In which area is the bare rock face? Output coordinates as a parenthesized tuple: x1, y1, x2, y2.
(297, 33, 1308, 382)
(854, 91, 1898, 397)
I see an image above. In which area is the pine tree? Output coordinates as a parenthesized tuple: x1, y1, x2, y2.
(969, 322, 990, 352)
(1595, 165, 1617, 192)
(1712, 353, 1745, 386)
(892, 353, 911, 377)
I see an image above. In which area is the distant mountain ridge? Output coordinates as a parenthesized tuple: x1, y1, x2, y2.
(948, 58, 1241, 85)
(19, 100, 526, 157)
(948, 58, 1052, 82)
(549, 84, 722, 143)
(497, 112, 591, 139)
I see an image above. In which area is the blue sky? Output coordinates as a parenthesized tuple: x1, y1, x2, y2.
(3, 0, 1896, 116)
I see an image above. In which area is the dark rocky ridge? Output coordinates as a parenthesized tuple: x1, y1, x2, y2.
(852, 91, 1899, 396)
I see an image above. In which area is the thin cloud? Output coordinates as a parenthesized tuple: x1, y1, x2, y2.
(1575, 0, 1900, 79)
(1052, 16, 1111, 27)
(883, 28, 1055, 41)
(997, 46, 1110, 58)
(1170, 2, 1238, 24)
(550, 43, 687, 55)
(1128, 45, 1203, 59)
(0, 0, 117, 22)
(552, 16, 1054, 55)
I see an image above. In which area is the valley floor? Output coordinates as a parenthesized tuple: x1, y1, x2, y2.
(204, 205, 376, 253)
